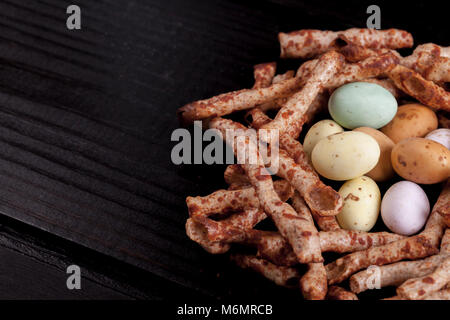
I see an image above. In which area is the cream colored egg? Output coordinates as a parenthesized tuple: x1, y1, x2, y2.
(303, 120, 344, 157)
(311, 131, 380, 181)
(337, 176, 381, 231)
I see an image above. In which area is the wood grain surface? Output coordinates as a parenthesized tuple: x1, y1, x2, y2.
(0, 0, 447, 299)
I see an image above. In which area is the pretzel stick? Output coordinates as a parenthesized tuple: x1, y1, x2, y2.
(326, 286, 358, 300)
(396, 257, 450, 300)
(326, 180, 450, 284)
(260, 50, 344, 137)
(279, 28, 412, 59)
(230, 254, 300, 288)
(187, 180, 293, 218)
(388, 64, 450, 111)
(210, 117, 323, 263)
(253, 62, 277, 89)
(177, 76, 303, 125)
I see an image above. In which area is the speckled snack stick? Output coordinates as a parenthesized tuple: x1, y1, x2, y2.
(230, 254, 300, 288)
(210, 117, 323, 263)
(186, 208, 268, 253)
(224, 164, 251, 189)
(326, 286, 358, 300)
(185, 218, 230, 254)
(422, 288, 450, 300)
(260, 51, 344, 138)
(298, 52, 401, 94)
(194, 208, 267, 243)
(402, 43, 450, 83)
(396, 257, 450, 300)
(291, 192, 327, 299)
(350, 228, 449, 294)
(242, 229, 405, 266)
(388, 65, 450, 111)
(291, 192, 322, 260)
(279, 28, 412, 59)
(437, 199, 450, 228)
(177, 75, 303, 125)
(326, 180, 450, 285)
(258, 70, 295, 112)
(338, 44, 395, 62)
(252, 62, 277, 89)
(350, 229, 450, 294)
(276, 148, 343, 217)
(360, 78, 405, 98)
(424, 57, 450, 84)
(247, 94, 329, 135)
(244, 230, 299, 267)
(187, 179, 293, 218)
(350, 254, 447, 294)
(325, 52, 400, 90)
(244, 108, 344, 220)
(337, 28, 413, 50)
(301, 263, 328, 300)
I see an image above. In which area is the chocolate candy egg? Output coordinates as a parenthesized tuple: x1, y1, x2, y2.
(311, 131, 380, 181)
(328, 82, 397, 129)
(381, 181, 430, 235)
(354, 127, 395, 182)
(303, 119, 344, 157)
(425, 128, 450, 149)
(337, 176, 381, 232)
(391, 138, 450, 184)
(381, 103, 438, 143)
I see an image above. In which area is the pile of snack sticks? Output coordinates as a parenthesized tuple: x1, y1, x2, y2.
(178, 28, 450, 300)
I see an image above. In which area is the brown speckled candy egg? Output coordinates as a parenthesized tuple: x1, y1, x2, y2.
(381, 103, 438, 143)
(391, 138, 450, 184)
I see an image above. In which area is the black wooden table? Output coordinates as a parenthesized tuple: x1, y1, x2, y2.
(0, 0, 447, 300)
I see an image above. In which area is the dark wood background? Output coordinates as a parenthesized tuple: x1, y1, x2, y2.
(0, 0, 447, 300)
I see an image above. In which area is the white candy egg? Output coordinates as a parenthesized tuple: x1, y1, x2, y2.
(425, 128, 450, 149)
(381, 181, 430, 236)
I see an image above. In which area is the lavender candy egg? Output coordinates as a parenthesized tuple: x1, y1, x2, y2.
(381, 181, 430, 236)
(425, 128, 450, 149)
